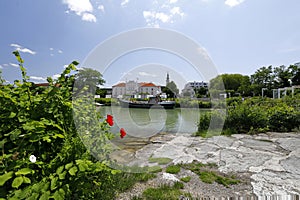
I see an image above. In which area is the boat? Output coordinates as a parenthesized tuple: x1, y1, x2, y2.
(118, 96, 175, 109)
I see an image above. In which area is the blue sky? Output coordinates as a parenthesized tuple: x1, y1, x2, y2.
(1, 0, 299, 90)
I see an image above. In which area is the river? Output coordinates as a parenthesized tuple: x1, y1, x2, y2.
(99, 106, 208, 136)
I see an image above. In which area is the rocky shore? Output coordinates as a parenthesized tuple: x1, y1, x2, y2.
(115, 132, 300, 199)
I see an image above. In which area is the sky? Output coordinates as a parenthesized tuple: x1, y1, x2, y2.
(1, 0, 300, 91)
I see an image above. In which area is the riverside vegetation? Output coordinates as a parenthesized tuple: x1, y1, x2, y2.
(1, 52, 299, 199)
(197, 96, 300, 137)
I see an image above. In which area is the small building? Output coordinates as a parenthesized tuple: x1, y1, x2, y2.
(112, 81, 161, 98)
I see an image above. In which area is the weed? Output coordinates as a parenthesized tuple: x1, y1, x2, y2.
(180, 176, 191, 183)
(166, 165, 181, 174)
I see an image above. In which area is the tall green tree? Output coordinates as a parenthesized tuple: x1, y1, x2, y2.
(163, 81, 179, 98)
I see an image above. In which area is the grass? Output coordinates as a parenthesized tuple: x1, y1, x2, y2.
(148, 157, 172, 165)
(113, 172, 157, 194)
(137, 182, 190, 200)
(165, 165, 181, 174)
(180, 176, 191, 183)
(180, 161, 240, 188)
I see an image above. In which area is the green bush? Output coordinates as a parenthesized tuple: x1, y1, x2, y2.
(197, 96, 300, 135)
(268, 103, 300, 132)
(0, 52, 118, 199)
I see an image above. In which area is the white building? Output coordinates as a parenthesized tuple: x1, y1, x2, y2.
(112, 81, 161, 98)
(181, 81, 208, 97)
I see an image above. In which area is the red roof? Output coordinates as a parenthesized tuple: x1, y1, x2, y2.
(112, 82, 126, 87)
(140, 83, 158, 87)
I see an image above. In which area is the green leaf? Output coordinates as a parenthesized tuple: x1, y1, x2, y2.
(56, 166, 64, 175)
(0, 171, 14, 186)
(51, 176, 58, 191)
(39, 191, 50, 200)
(53, 133, 64, 139)
(15, 168, 33, 176)
(23, 176, 31, 184)
(12, 176, 24, 188)
(77, 163, 88, 172)
(9, 112, 16, 118)
(68, 166, 78, 176)
(58, 171, 67, 180)
(72, 61, 79, 66)
(53, 189, 65, 200)
(13, 51, 24, 64)
(65, 162, 73, 170)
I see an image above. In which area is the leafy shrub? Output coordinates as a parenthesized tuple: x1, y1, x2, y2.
(268, 103, 300, 132)
(0, 52, 118, 199)
(197, 96, 300, 135)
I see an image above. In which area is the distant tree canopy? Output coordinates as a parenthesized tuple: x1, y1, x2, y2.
(163, 81, 179, 98)
(209, 74, 251, 97)
(74, 68, 105, 94)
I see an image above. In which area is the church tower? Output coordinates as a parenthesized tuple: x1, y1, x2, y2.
(166, 73, 170, 85)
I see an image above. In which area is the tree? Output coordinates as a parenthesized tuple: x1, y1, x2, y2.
(0, 69, 4, 84)
(194, 87, 208, 98)
(290, 63, 300, 85)
(209, 74, 250, 97)
(163, 81, 179, 98)
(250, 66, 274, 96)
(273, 65, 292, 88)
(74, 68, 105, 94)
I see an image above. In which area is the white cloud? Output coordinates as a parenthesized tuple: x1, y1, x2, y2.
(121, 0, 129, 7)
(50, 54, 54, 57)
(50, 47, 54, 51)
(58, 50, 63, 54)
(143, 2, 185, 27)
(0, 65, 3, 69)
(3, 64, 9, 67)
(30, 76, 47, 82)
(82, 13, 97, 22)
(225, 0, 245, 7)
(63, 0, 97, 22)
(169, 0, 178, 3)
(10, 43, 36, 55)
(10, 43, 22, 48)
(98, 5, 105, 13)
(170, 7, 184, 17)
(138, 72, 157, 77)
(9, 63, 19, 68)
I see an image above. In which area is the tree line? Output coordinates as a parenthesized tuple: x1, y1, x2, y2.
(209, 62, 300, 98)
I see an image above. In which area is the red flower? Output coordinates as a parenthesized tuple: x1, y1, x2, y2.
(120, 128, 127, 139)
(106, 114, 114, 126)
